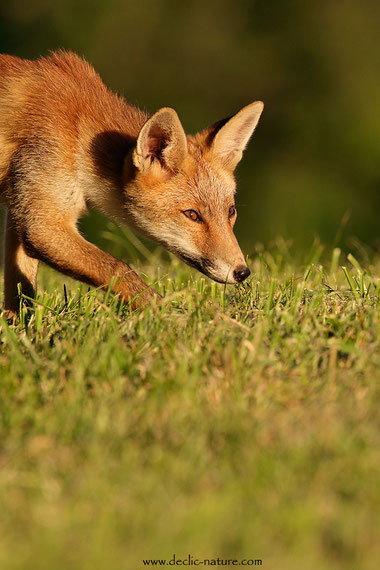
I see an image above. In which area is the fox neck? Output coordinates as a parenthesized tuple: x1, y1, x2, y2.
(82, 114, 146, 224)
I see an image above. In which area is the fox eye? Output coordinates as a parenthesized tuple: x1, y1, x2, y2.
(183, 209, 202, 223)
(229, 205, 236, 218)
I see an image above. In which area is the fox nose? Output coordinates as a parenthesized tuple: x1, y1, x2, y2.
(233, 265, 251, 283)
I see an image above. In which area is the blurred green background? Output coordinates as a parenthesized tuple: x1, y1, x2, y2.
(1, 0, 379, 256)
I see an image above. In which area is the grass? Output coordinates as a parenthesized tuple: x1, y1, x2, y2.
(1, 238, 380, 570)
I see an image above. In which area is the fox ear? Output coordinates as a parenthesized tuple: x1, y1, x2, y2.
(205, 101, 264, 171)
(133, 107, 187, 173)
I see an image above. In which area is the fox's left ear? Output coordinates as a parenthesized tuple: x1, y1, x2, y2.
(204, 101, 264, 171)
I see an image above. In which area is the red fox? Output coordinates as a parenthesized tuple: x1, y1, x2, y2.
(0, 51, 263, 316)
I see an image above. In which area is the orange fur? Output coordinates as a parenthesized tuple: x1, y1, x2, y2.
(0, 51, 263, 316)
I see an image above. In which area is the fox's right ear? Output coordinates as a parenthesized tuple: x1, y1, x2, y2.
(133, 108, 187, 173)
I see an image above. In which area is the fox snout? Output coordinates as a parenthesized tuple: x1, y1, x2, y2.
(202, 231, 251, 285)
(211, 261, 251, 285)
(191, 253, 251, 285)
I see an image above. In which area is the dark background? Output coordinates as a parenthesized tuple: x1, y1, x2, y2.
(1, 0, 379, 257)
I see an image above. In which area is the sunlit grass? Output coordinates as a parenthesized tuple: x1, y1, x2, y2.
(0, 240, 379, 570)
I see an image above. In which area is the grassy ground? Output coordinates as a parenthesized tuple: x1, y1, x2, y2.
(1, 239, 380, 570)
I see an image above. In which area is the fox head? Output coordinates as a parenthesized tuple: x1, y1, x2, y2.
(124, 102, 264, 284)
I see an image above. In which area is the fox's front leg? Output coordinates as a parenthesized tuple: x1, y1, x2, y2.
(3, 211, 39, 317)
(22, 217, 159, 310)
